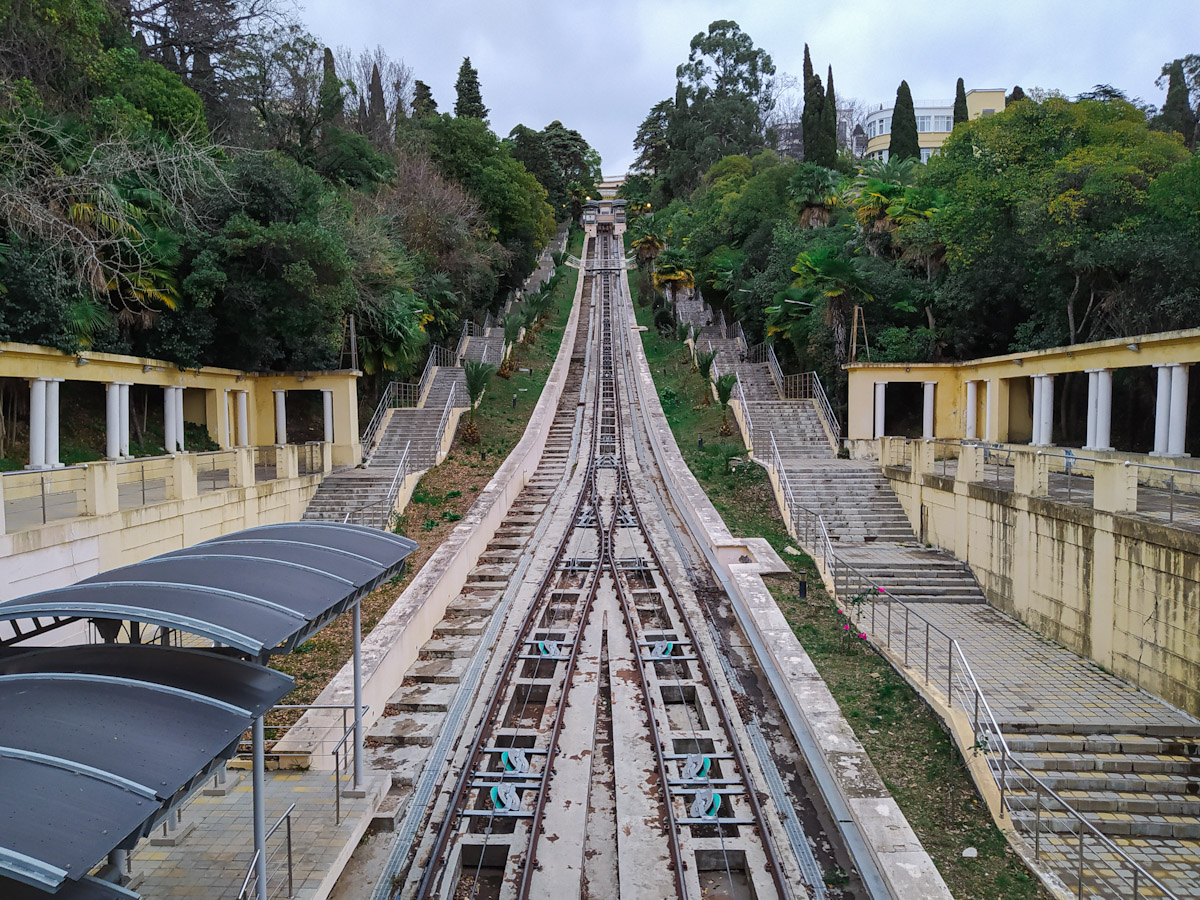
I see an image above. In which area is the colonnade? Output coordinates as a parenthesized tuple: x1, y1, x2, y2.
(24, 380, 339, 470)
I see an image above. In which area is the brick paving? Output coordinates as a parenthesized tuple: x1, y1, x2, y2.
(131, 767, 384, 899)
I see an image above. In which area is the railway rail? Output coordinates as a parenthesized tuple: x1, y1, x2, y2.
(402, 234, 814, 900)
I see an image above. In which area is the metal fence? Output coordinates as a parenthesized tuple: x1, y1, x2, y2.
(236, 804, 296, 900)
(778, 481, 1181, 900)
(1, 465, 88, 526)
(196, 450, 236, 493)
(343, 440, 411, 530)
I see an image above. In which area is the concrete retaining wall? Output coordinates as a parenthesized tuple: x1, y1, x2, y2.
(299, 267, 586, 749)
(883, 442, 1200, 718)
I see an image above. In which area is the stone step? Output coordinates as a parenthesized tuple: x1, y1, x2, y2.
(1007, 787, 1200, 817)
(407, 656, 469, 684)
(1006, 768, 1200, 797)
(1004, 733, 1200, 757)
(418, 636, 479, 659)
(366, 711, 445, 747)
(386, 681, 459, 714)
(1014, 751, 1200, 777)
(1009, 807, 1200, 839)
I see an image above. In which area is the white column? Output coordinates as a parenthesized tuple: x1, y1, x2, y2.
(965, 381, 978, 441)
(322, 390, 334, 444)
(1039, 374, 1054, 447)
(1084, 370, 1099, 450)
(1167, 364, 1190, 457)
(118, 383, 131, 457)
(1153, 365, 1172, 455)
(922, 381, 936, 440)
(873, 382, 887, 438)
(984, 379, 995, 442)
(1031, 376, 1044, 445)
(105, 383, 121, 459)
(1095, 369, 1113, 451)
(274, 390, 287, 446)
(223, 390, 232, 448)
(164, 387, 178, 453)
(236, 391, 249, 447)
(45, 379, 61, 467)
(174, 387, 185, 452)
(27, 378, 47, 469)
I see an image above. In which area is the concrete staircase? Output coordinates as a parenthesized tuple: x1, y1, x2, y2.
(787, 461, 916, 544)
(302, 367, 467, 526)
(460, 329, 506, 366)
(1002, 731, 1200, 842)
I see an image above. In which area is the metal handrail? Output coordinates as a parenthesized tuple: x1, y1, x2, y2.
(237, 850, 260, 900)
(734, 375, 753, 452)
(343, 440, 411, 529)
(832, 553, 1179, 899)
(360, 382, 398, 461)
(767, 344, 785, 395)
(432, 381, 464, 460)
(810, 371, 840, 441)
(236, 804, 295, 900)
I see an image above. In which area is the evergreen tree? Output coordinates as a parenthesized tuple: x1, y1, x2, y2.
(318, 47, 344, 127)
(889, 80, 920, 161)
(412, 80, 437, 118)
(454, 57, 488, 121)
(367, 64, 387, 143)
(953, 77, 968, 125)
(1160, 59, 1198, 147)
(819, 65, 838, 162)
(1008, 85, 1028, 104)
(801, 44, 823, 162)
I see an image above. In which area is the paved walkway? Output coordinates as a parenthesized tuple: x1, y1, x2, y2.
(131, 767, 384, 899)
(865, 601, 1200, 736)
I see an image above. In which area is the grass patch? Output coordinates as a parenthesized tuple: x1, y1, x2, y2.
(632, 284, 1047, 900)
(269, 236, 581, 706)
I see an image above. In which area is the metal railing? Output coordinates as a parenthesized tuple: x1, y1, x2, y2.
(715, 308, 727, 339)
(196, 449, 237, 493)
(1, 465, 89, 527)
(296, 441, 323, 477)
(343, 440, 411, 530)
(734, 375, 753, 452)
(252, 446, 277, 481)
(766, 431, 834, 574)
(823, 533, 1179, 899)
(115, 455, 175, 508)
(236, 804, 296, 900)
(433, 381, 465, 458)
(732, 320, 746, 352)
(237, 704, 364, 825)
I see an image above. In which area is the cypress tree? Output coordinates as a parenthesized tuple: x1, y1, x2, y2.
(953, 77, 968, 125)
(889, 80, 920, 162)
(1008, 85, 1027, 104)
(367, 63, 387, 143)
(1160, 60, 1197, 148)
(412, 80, 437, 118)
(819, 65, 838, 164)
(801, 44, 823, 163)
(454, 57, 488, 121)
(357, 95, 368, 135)
(318, 47, 344, 126)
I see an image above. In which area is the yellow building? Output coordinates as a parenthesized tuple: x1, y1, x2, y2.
(864, 88, 1006, 163)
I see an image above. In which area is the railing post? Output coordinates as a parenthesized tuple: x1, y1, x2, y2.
(1077, 825, 1085, 899)
(286, 811, 294, 898)
(1034, 784, 1042, 858)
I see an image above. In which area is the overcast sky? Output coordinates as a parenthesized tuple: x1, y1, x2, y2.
(301, 0, 1196, 175)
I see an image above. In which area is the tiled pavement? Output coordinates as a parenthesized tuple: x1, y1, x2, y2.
(864, 601, 1200, 735)
(131, 767, 384, 899)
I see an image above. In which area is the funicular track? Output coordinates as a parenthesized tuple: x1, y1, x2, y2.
(407, 234, 796, 900)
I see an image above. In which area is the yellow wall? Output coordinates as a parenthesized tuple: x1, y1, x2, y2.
(846, 327, 1200, 441)
(881, 441, 1200, 717)
(966, 89, 1007, 119)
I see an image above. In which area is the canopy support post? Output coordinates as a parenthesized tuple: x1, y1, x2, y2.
(353, 602, 363, 790)
(253, 714, 268, 900)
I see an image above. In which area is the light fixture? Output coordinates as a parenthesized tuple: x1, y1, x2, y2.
(1015, 358, 1023, 366)
(236, 374, 246, 382)
(297, 374, 308, 383)
(76, 356, 89, 366)
(142, 364, 153, 373)
(1126, 343, 1140, 353)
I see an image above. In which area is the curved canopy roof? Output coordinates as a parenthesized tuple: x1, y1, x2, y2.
(0, 522, 416, 656)
(0, 645, 293, 893)
(0, 521, 417, 896)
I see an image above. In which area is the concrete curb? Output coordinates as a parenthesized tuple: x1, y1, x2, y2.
(617, 269, 953, 900)
(291, 262, 586, 754)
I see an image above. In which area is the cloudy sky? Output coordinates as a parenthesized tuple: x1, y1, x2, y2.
(301, 0, 1196, 174)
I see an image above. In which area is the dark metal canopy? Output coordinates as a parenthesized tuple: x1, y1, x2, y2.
(0, 522, 416, 655)
(0, 645, 293, 893)
(0, 521, 417, 896)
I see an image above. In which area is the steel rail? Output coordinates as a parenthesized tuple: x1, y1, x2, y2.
(415, 240, 605, 900)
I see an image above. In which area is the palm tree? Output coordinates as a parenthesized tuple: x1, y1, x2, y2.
(789, 163, 842, 229)
(632, 230, 665, 267)
(790, 246, 874, 383)
(652, 249, 694, 307)
(499, 309, 524, 375)
(696, 349, 716, 381)
(715, 373, 737, 436)
(461, 359, 497, 444)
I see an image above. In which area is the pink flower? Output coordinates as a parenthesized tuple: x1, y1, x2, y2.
(858, 633, 867, 639)
(837, 609, 844, 615)
(843, 623, 850, 631)
(877, 587, 886, 594)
